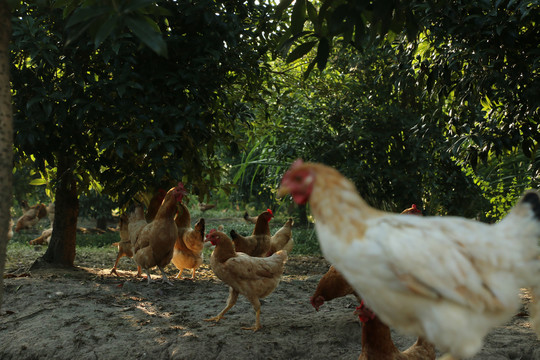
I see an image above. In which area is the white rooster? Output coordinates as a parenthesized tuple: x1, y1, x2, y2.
(278, 160, 540, 359)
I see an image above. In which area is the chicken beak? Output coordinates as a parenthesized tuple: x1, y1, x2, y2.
(276, 185, 290, 199)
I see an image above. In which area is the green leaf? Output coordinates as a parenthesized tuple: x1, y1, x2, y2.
(286, 40, 317, 63)
(405, 9, 419, 41)
(116, 145, 124, 158)
(65, 6, 107, 28)
(125, 15, 168, 57)
(290, 0, 306, 34)
(306, 1, 318, 23)
(29, 178, 47, 186)
(316, 37, 329, 71)
(123, 0, 155, 12)
(26, 96, 41, 110)
(94, 16, 117, 49)
(372, 0, 395, 37)
(328, 4, 348, 36)
(275, 0, 295, 19)
(303, 58, 317, 80)
(306, 1, 321, 34)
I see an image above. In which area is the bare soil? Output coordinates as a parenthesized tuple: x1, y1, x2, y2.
(1, 252, 540, 359)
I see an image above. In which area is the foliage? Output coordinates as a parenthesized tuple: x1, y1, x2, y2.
(413, 1, 540, 171)
(256, 45, 487, 216)
(278, 0, 540, 176)
(10, 1, 278, 206)
(78, 190, 116, 222)
(467, 151, 536, 221)
(11, 167, 51, 214)
(57, 0, 170, 57)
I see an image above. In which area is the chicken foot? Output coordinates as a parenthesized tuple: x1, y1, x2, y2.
(205, 288, 239, 323)
(112, 259, 141, 277)
(110, 254, 123, 276)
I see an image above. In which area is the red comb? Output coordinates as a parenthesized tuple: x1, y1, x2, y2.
(411, 204, 417, 209)
(267, 209, 273, 216)
(291, 159, 304, 169)
(205, 228, 216, 240)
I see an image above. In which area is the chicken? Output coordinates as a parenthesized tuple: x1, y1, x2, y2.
(8, 218, 13, 241)
(278, 160, 540, 359)
(171, 202, 206, 279)
(355, 302, 435, 360)
(268, 217, 294, 255)
(46, 203, 55, 224)
(15, 202, 48, 232)
(133, 183, 187, 285)
(128, 204, 147, 248)
(310, 265, 361, 311)
(230, 209, 273, 257)
(204, 229, 288, 331)
(198, 202, 216, 212)
(145, 189, 167, 222)
(312, 207, 433, 359)
(311, 266, 434, 359)
(29, 228, 52, 245)
(243, 211, 258, 224)
(110, 214, 142, 277)
(401, 204, 421, 215)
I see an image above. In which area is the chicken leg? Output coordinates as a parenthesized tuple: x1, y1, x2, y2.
(243, 297, 262, 332)
(135, 264, 142, 277)
(144, 268, 153, 284)
(157, 265, 173, 285)
(205, 288, 239, 323)
(175, 269, 184, 279)
(110, 253, 123, 276)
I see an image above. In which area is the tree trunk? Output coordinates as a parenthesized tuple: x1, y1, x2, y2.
(0, 3, 13, 311)
(42, 154, 79, 267)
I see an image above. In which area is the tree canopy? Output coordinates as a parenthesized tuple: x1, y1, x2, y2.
(278, 0, 540, 173)
(9, 0, 279, 265)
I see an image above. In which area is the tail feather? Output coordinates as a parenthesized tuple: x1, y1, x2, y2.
(498, 190, 540, 233)
(520, 190, 540, 221)
(230, 229, 240, 240)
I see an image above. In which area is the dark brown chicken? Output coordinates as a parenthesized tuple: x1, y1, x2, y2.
(230, 209, 273, 257)
(355, 303, 435, 360)
(310, 265, 361, 311)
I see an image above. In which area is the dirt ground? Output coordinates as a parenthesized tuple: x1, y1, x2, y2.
(1, 253, 540, 360)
